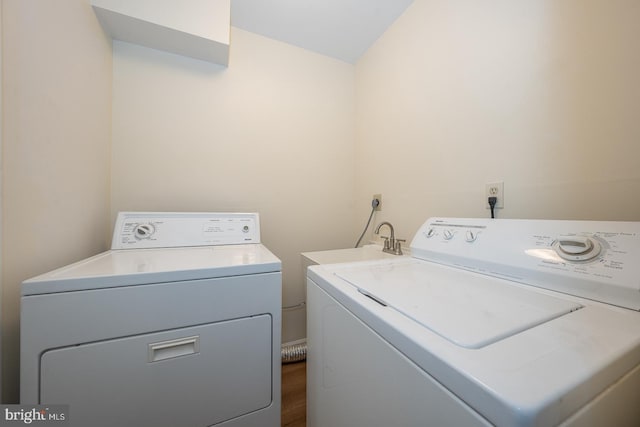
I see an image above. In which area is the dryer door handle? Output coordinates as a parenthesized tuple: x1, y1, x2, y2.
(148, 336, 200, 363)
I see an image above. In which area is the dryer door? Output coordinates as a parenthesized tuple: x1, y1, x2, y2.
(40, 315, 272, 427)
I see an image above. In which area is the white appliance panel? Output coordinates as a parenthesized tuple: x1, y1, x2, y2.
(21, 244, 280, 295)
(21, 273, 281, 389)
(307, 281, 491, 427)
(412, 218, 640, 310)
(41, 316, 272, 427)
(111, 212, 261, 249)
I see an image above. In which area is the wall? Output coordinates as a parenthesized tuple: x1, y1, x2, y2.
(111, 28, 356, 343)
(1, 0, 112, 402)
(355, 0, 640, 241)
(0, 1, 3, 404)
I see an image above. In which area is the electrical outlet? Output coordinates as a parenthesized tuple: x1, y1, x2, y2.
(485, 182, 504, 209)
(372, 194, 382, 211)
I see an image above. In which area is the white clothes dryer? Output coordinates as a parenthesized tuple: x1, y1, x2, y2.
(21, 212, 281, 427)
(307, 217, 640, 427)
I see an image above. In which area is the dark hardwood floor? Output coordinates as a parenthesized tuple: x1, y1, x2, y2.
(281, 361, 306, 427)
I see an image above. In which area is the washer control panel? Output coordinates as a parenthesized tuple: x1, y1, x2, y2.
(411, 217, 640, 311)
(111, 212, 261, 249)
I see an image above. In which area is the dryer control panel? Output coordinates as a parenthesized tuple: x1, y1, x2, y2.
(411, 217, 640, 311)
(111, 212, 261, 249)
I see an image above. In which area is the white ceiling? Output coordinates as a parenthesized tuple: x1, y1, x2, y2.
(230, 0, 415, 64)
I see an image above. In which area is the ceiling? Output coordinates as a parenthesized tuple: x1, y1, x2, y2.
(230, 0, 415, 64)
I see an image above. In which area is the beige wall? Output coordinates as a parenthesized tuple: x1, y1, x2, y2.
(0, 1, 3, 404)
(1, 0, 112, 402)
(111, 28, 356, 343)
(355, 0, 640, 243)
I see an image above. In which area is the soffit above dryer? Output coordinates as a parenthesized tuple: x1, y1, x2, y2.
(92, 0, 231, 65)
(230, 0, 415, 64)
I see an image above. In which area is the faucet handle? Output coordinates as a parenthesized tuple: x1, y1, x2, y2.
(380, 236, 391, 250)
(394, 239, 406, 255)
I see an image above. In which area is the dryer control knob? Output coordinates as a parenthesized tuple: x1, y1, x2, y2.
(134, 223, 155, 240)
(443, 230, 454, 240)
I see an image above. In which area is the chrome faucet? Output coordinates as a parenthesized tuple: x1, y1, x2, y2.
(374, 222, 405, 255)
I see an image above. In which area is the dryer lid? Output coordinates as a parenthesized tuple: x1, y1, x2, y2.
(336, 260, 582, 349)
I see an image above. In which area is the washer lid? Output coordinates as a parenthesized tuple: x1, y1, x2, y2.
(22, 244, 281, 296)
(336, 260, 582, 349)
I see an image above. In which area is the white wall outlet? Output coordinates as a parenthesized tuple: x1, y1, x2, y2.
(485, 182, 504, 209)
(372, 194, 382, 211)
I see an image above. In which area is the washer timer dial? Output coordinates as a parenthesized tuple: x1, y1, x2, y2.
(552, 235, 601, 262)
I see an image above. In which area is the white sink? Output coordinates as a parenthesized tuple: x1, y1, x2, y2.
(301, 244, 409, 266)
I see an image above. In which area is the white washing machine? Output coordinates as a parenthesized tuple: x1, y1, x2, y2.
(307, 217, 640, 427)
(21, 212, 281, 427)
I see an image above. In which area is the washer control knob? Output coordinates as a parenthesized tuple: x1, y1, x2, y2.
(552, 235, 601, 261)
(443, 230, 454, 240)
(133, 223, 155, 240)
(465, 230, 477, 242)
(424, 228, 436, 238)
